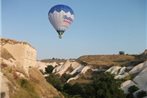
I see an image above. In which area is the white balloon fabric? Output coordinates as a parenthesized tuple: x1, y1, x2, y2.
(48, 4, 74, 39)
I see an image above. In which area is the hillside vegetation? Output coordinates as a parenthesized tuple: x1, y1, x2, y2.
(78, 55, 135, 68)
(1, 65, 64, 98)
(41, 58, 66, 64)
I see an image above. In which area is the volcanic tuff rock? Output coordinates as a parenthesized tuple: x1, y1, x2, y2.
(0, 38, 64, 98)
(0, 38, 37, 76)
(107, 61, 147, 96)
(53, 60, 82, 76)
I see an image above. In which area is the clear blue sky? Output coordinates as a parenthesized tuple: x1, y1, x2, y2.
(1, 0, 147, 59)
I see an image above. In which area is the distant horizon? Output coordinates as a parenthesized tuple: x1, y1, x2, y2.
(39, 51, 146, 60)
(2, 0, 147, 59)
(1, 36, 146, 60)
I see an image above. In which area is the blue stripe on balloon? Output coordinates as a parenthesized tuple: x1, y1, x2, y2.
(49, 4, 74, 15)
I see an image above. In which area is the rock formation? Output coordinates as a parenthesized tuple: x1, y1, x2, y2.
(1, 38, 37, 76)
(0, 38, 64, 98)
(106, 60, 147, 97)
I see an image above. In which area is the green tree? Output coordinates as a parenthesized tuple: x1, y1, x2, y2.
(45, 65, 54, 74)
(119, 51, 125, 55)
(67, 83, 82, 95)
(136, 90, 147, 98)
(92, 73, 125, 98)
(61, 74, 73, 82)
(126, 85, 139, 98)
(46, 71, 125, 98)
(126, 93, 134, 98)
(63, 73, 125, 98)
(128, 85, 139, 94)
(45, 74, 63, 91)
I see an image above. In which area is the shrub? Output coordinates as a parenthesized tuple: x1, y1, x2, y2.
(45, 74, 64, 91)
(17, 79, 39, 98)
(65, 83, 82, 95)
(126, 93, 134, 98)
(128, 85, 139, 94)
(136, 90, 147, 98)
(61, 74, 73, 82)
(119, 51, 125, 55)
(62, 73, 125, 98)
(45, 72, 125, 98)
(19, 79, 35, 92)
(92, 73, 125, 98)
(20, 79, 29, 88)
(45, 65, 54, 74)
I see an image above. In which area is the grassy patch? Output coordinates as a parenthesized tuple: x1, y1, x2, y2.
(11, 79, 40, 98)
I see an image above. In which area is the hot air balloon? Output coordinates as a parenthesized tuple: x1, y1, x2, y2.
(48, 4, 74, 39)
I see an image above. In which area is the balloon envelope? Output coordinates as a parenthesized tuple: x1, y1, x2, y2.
(48, 4, 74, 39)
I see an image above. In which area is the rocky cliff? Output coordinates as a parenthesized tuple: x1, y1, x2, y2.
(0, 38, 64, 98)
(106, 60, 147, 97)
(1, 38, 37, 76)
